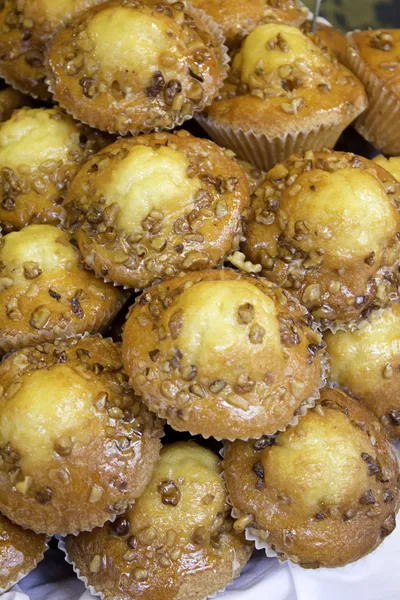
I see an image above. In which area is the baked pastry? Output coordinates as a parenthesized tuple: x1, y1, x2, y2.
(301, 19, 347, 63)
(224, 387, 400, 568)
(374, 155, 400, 182)
(63, 442, 253, 600)
(242, 150, 400, 329)
(0, 224, 127, 354)
(122, 269, 326, 440)
(347, 29, 400, 155)
(325, 304, 400, 439)
(189, 0, 309, 48)
(65, 131, 250, 289)
(0, 512, 48, 593)
(0, 0, 103, 100)
(0, 86, 31, 122)
(0, 335, 163, 534)
(199, 23, 367, 171)
(46, 0, 227, 135)
(0, 106, 107, 232)
(234, 156, 265, 195)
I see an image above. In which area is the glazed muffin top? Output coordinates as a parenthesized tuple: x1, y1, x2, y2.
(0, 87, 31, 122)
(205, 23, 367, 135)
(325, 304, 400, 439)
(65, 442, 252, 600)
(122, 269, 326, 440)
(0, 512, 48, 593)
(242, 150, 400, 328)
(46, 0, 227, 135)
(301, 20, 348, 64)
(190, 0, 308, 48)
(0, 224, 126, 354)
(0, 0, 103, 99)
(374, 155, 400, 182)
(65, 130, 250, 289)
(0, 335, 163, 534)
(224, 387, 400, 568)
(0, 106, 107, 232)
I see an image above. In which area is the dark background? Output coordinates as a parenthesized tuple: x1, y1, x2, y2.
(303, 0, 400, 31)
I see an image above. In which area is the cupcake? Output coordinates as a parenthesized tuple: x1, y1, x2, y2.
(0, 86, 31, 122)
(63, 442, 253, 600)
(301, 19, 348, 64)
(0, 512, 48, 593)
(199, 23, 367, 171)
(224, 387, 400, 568)
(325, 305, 400, 439)
(242, 150, 400, 329)
(374, 155, 400, 182)
(189, 0, 309, 48)
(0, 106, 107, 232)
(46, 0, 227, 135)
(0, 0, 103, 100)
(347, 29, 400, 156)
(122, 269, 326, 440)
(0, 224, 127, 354)
(0, 335, 163, 534)
(65, 131, 250, 289)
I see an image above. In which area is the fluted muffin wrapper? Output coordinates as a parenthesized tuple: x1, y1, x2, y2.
(0, 537, 49, 595)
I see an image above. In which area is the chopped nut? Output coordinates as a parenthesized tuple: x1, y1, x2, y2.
(89, 555, 101, 574)
(89, 485, 103, 504)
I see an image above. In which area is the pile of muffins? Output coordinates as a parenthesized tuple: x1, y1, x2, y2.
(0, 0, 400, 598)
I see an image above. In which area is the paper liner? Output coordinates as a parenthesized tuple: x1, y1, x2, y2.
(47, 2, 229, 136)
(0, 536, 49, 595)
(346, 36, 400, 155)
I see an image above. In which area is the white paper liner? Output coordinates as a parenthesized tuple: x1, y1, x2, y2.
(0, 536, 49, 595)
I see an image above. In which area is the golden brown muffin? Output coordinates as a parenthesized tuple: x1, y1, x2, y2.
(0, 86, 31, 122)
(122, 269, 326, 440)
(0, 512, 48, 593)
(64, 442, 252, 600)
(46, 0, 227, 135)
(190, 0, 309, 48)
(65, 131, 250, 289)
(242, 150, 400, 329)
(0, 224, 127, 354)
(0, 0, 104, 100)
(200, 23, 367, 171)
(233, 156, 265, 195)
(224, 388, 400, 568)
(325, 305, 400, 439)
(374, 155, 400, 182)
(0, 106, 107, 232)
(347, 29, 400, 155)
(301, 19, 348, 64)
(0, 335, 163, 534)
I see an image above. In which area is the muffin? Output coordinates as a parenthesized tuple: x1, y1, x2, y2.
(0, 106, 107, 232)
(199, 23, 367, 171)
(301, 19, 348, 64)
(0, 0, 103, 100)
(0, 335, 163, 534)
(122, 269, 326, 440)
(325, 305, 400, 439)
(242, 150, 400, 329)
(234, 156, 265, 195)
(0, 224, 127, 354)
(65, 131, 250, 289)
(347, 29, 400, 156)
(0, 86, 31, 122)
(189, 0, 309, 48)
(63, 442, 253, 600)
(46, 0, 228, 135)
(0, 512, 48, 593)
(224, 387, 400, 568)
(374, 155, 400, 182)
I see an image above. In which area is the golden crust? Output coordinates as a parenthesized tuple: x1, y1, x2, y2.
(46, 0, 227, 135)
(0, 224, 127, 354)
(325, 305, 400, 439)
(0, 335, 163, 535)
(0, 87, 31, 122)
(374, 155, 400, 182)
(205, 23, 367, 137)
(224, 388, 400, 568)
(65, 131, 250, 289)
(0, 107, 108, 232)
(301, 21, 348, 64)
(190, 0, 308, 48)
(122, 268, 325, 440)
(242, 150, 400, 328)
(0, 512, 48, 593)
(65, 442, 252, 600)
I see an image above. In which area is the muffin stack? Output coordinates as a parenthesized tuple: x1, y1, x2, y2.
(0, 1, 399, 598)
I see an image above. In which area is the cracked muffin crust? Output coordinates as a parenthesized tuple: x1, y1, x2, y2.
(0, 335, 163, 534)
(64, 442, 252, 600)
(122, 269, 326, 440)
(46, 0, 227, 135)
(0, 224, 127, 354)
(65, 131, 250, 289)
(0, 106, 107, 232)
(224, 387, 400, 568)
(242, 150, 400, 329)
